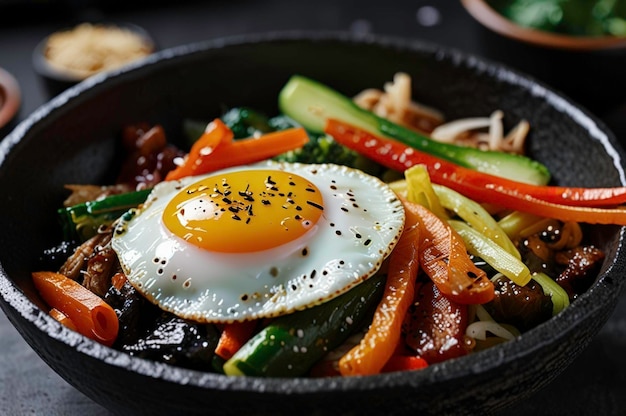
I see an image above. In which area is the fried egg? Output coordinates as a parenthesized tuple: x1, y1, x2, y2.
(111, 161, 405, 323)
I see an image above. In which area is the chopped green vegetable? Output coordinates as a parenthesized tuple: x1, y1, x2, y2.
(223, 273, 385, 377)
(58, 189, 151, 242)
(433, 183, 520, 259)
(221, 107, 274, 139)
(531, 272, 570, 315)
(489, 0, 626, 37)
(279, 75, 551, 185)
(449, 220, 532, 286)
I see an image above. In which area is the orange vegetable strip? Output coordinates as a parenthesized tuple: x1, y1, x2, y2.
(215, 321, 258, 360)
(49, 308, 77, 331)
(32, 271, 119, 346)
(165, 118, 234, 180)
(166, 120, 309, 181)
(338, 203, 420, 376)
(403, 199, 495, 305)
(111, 272, 127, 291)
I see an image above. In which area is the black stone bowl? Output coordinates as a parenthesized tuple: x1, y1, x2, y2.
(1, 32, 625, 416)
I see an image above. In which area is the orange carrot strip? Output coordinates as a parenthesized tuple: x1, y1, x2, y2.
(49, 308, 77, 331)
(111, 272, 127, 291)
(32, 271, 119, 346)
(338, 202, 420, 376)
(403, 198, 495, 305)
(166, 120, 309, 181)
(215, 320, 258, 360)
(165, 118, 234, 180)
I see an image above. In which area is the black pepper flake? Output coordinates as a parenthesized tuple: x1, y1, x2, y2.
(262, 200, 271, 205)
(355, 233, 362, 238)
(289, 181, 296, 186)
(364, 239, 372, 246)
(330, 185, 337, 190)
(335, 230, 342, 236)
(222, 197, 232, 204)
(310, 270, 317, 279)
(232, 215, 241, 221)
(241, 294, 249, 301)
(301, 247, 308, 256)
(306, 187, 316, 192)
(307, 200, 324, 211)
(341, 207, 349, 212)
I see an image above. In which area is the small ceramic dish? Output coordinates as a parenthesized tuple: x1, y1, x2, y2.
(32, 22, 155, 98)
(461, 0, 626, 114)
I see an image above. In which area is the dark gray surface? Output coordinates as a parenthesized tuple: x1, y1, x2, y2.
(1, 1, 626, 415)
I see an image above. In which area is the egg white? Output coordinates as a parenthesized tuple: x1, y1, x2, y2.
(111, 161, 405, 323)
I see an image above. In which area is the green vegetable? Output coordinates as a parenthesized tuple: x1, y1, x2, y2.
(449, 220, 531, 287)
(433, 183, 520, 259)
(278, 75, 551, 185)
(531, 272, 570, 315)
(221, 107, 274, 139)
(490, 0, 626, 37)
(223, 273, 385, 377)
(58, 189, 151, 242)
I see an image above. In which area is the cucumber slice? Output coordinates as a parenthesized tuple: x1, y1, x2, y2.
(279, 75, 551, 185)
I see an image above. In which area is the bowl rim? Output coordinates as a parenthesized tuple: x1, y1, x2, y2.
(2, 29, 626, 397)
(461, 0, 626, 51)
(0, 67, 20, 130)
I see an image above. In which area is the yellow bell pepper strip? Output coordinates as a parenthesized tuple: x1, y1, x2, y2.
(404, 199, 496, 304)
(432, 183, 520, 259)
(449, 220, 532, 286)
(325, 119, 626, 225)
(32, 271, 119, 346)
(165, 119, 309, 180)
(403, 165, 449, 220)
(338, 200, 421, 376)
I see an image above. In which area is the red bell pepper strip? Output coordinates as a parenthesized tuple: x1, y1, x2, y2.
(325, 119, 626, 225)
(166, 119, 309, 180)
(381, 355, 429, 373)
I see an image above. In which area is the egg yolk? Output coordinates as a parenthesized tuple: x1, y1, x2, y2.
(162, 170, 324, 253)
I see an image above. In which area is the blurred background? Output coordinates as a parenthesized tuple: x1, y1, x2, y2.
(1, 1, 625, 415)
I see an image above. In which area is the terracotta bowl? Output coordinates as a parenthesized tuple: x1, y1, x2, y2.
(1, 32, 625, 416)
(0, 67, 21, 139)
(461, 0, 626, 114)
